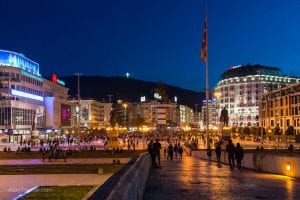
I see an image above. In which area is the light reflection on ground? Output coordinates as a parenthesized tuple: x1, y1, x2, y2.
(144, 154, 300, 200)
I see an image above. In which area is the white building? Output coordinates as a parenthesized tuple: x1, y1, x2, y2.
(179, 105, 193, 127)
(71, 99, 112, 129)
(0, 49, 72, 143)
(215, 64, 300, 127)
(201, 99, 217, 129)
(140, 101, 178, 127)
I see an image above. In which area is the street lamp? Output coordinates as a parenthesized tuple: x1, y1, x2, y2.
(123, 103, 128, 127)
(75, 73, 82, 134)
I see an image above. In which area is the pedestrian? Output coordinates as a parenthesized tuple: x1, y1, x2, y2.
(178, 143, 183, 160)
(207, 145, 212, 164)
(148, 140, 155, 166)
(174, 143, 178, 160)
(288, 144, 294, 153)
(226, 139, 235, 169)
(216, 142, 222, 167)
(168, 143, 174, 161)
(153, 138, 162, 168)
(235, 143, 244, 170)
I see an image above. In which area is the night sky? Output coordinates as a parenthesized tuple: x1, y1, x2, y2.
(1, 0, 300, 92)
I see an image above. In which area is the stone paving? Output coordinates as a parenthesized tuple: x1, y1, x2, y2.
(0, 174, 111, 200)
(144, 154, 300, 200)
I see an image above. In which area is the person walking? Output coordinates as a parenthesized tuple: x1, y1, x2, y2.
(235, 143, 244, 169)
(207, 145, 212, 165)
(174, 143, 178, 160)
(226, 139, 235, 169)
(148, 140, 155, 166)
(178, 143, 183, 160)
(153, 138, 162, 168)
(167, 143, 174, 161)
(216, 142, 222, 167)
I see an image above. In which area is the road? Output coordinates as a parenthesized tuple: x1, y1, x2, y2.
(144, 154, 300, 200)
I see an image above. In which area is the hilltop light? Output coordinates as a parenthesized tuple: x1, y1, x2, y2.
(126, 72, 130, 78)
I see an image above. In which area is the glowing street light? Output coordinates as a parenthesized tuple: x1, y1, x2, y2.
(123, 103, 128, 127)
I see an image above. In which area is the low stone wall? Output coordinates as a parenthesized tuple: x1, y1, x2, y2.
(191, 149, 300, 178)
(88, 153, 151, 200)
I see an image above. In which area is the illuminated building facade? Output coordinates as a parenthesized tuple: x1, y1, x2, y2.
(261, 83, 300, 135)
(71, 99, 112, 128)
(201, 99, 217, 129)
(179, 105, 193, 127)
(0, 49, 72, 142)
(139, 101, 178, 127)
(215, 64, 300, 127)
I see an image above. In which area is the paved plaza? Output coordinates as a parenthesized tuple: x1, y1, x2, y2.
(0, 158, 131, 165)
(144, 154, 300, 200)
(0, 174, 111, 200)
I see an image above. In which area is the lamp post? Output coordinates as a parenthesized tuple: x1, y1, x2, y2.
(75, 73, 82, 134)
(259, 71, 264, 146)
(123, 103, 128, 127)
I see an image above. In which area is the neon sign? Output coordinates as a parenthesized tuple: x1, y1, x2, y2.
(11, 89, 43, 101)
(51, 74, 66, 86)
(0, 49, 40, 75)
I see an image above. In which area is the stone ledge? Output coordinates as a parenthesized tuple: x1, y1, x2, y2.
(88, 153, 151, 200)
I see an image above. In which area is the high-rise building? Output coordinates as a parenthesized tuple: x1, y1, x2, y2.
(215, 64, 300, 127)
(179, 105, 193, 127)
(201, 99, 217, 129)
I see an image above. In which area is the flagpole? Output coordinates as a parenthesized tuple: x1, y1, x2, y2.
(205, 3, 209, 149)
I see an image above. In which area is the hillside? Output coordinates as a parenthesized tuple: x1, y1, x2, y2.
(61, 76, 205, 109)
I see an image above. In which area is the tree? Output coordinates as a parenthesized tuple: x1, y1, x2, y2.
(273, 127, 281, 136)
(109, 109, 117, 128)
(132, 114, 144, 127)
(285, 126, 295, 143)
(231, 127, 237, 134)
(237, 127, 242, 135)
(250, 127, 258, 136)
(242, 127, 250, 136)
(273, 126, 281, 146)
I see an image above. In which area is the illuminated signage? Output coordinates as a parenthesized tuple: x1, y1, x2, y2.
(141, 96, 146, 102)
(202, 99, 216, 103)
(61, 104, 71, 126)
(229, 65, 242, 70)
(154, 93, 162, 99)
(51, 74, 65, 86)
(11, 89, 43, 101)
(21, 70, 43, 82)
(174, 96, 178, 102)
(0, 49, 40, 75)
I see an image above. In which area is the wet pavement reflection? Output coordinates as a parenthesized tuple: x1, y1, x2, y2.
(143, 154, 300, 200)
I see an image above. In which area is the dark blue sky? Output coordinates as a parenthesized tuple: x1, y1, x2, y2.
(1, 0, 300, 92)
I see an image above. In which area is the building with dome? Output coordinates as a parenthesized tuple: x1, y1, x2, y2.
(214, 64, 300, 127)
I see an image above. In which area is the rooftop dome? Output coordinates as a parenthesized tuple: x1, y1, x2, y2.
(220, 64, 281, 80)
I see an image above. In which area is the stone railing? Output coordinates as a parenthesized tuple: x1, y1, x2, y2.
(189, 148, 300, 178)
(87, 153, 151, 200)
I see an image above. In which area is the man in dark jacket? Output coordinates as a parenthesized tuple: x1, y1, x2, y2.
(148, 140, 155, 166)
(226, 139, 235, 169)
(153, 138, 162, 168)
(235, 143, 244, 169)
(216, 142, 222, 167)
